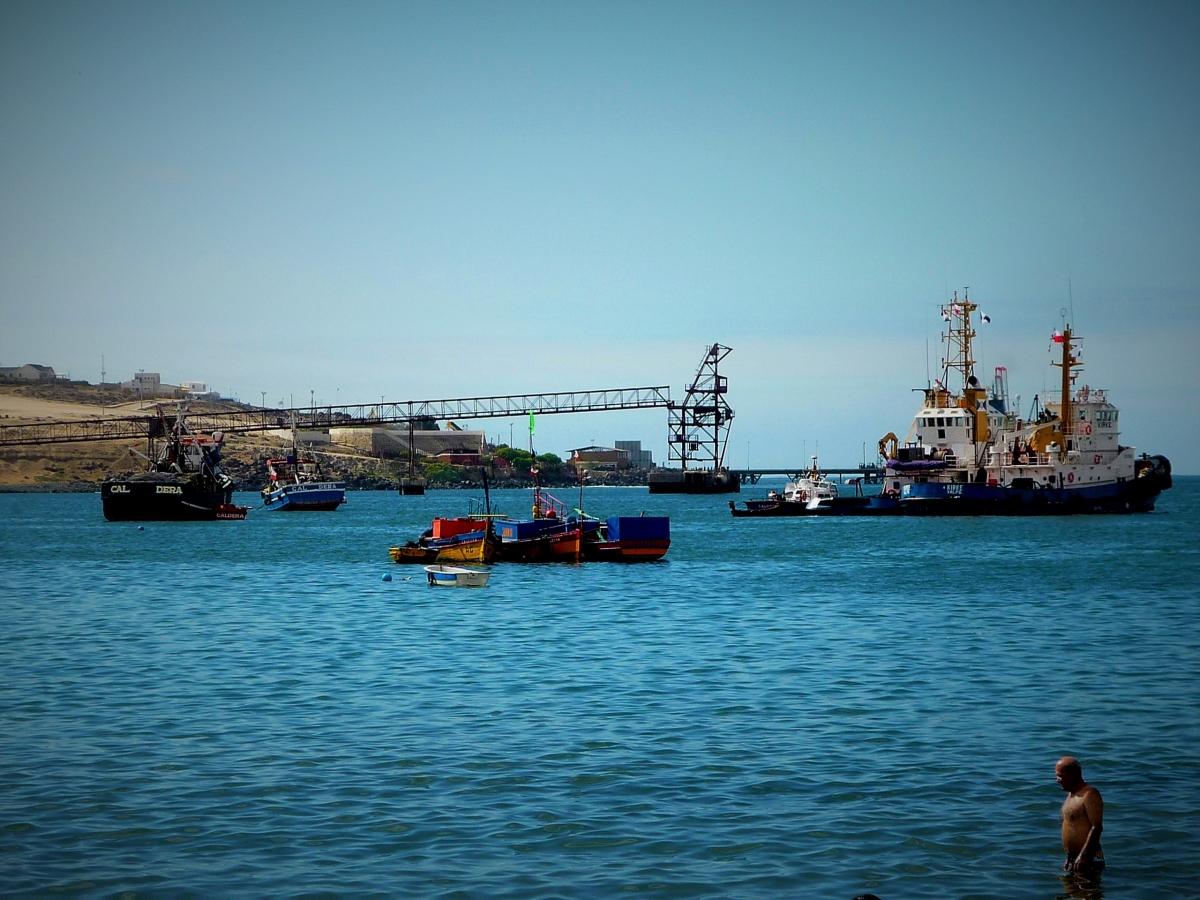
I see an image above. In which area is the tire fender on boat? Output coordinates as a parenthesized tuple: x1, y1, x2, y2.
(1067, 471, 1074, 483)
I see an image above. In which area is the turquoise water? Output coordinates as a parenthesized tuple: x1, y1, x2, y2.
(2, 481, 1198, 898)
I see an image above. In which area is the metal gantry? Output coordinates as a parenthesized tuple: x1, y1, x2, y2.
(0, 386, 673, 447)
(667, 344, 735, 471)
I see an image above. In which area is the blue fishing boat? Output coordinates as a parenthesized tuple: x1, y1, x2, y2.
(261, 453, 346, 511)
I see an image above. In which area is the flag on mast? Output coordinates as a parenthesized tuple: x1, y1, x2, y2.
(529, 412, 535, 436)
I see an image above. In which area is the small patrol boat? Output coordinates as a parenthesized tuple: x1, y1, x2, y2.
(730, 457, 841, 516)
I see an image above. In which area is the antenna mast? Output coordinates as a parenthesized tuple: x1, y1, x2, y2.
(941, 289, 977, 393)
(1051, 325, 1083, 446)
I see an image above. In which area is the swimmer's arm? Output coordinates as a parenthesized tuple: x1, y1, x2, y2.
(1073, 791, 1104, 869)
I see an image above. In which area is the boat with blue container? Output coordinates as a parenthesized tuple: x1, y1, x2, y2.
(492, 489, 601, 562)
(583, 516, 671, 561)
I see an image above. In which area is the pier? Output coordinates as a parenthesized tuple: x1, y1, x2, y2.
(0, 386, 672, 447)
(730, 466, 885, 485)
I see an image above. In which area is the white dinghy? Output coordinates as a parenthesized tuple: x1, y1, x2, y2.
(424, 564, 491, 588)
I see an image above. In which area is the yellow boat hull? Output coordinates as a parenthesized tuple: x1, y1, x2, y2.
(389, 544, 438, 564)
(435, 537, 496, 564)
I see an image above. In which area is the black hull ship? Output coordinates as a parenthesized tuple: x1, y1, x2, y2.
(102, 407, 248, 522)
(731, 293, 1171, 518)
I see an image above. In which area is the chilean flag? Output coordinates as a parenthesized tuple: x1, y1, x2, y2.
(1051, 330, 1065, 343)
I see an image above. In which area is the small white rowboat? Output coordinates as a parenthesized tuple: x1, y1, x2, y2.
(424, 564, 491, 588)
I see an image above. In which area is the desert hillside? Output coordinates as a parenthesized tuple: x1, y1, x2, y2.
(0, 385, 399, 490)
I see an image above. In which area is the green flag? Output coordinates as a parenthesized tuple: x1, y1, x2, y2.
(529, 412, 535, 436)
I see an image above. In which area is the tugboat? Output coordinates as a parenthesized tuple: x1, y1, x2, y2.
(101, 406, 249, 521)
(877, 292, 1171, 514)
(261, 423, 345, 511)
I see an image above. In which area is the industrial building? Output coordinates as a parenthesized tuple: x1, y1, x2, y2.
(0, 364, 57, 383)
(570, 440, 654, 472)
(329, 426, 487, 461)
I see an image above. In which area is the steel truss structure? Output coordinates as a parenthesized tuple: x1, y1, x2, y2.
(0, 386, 672, 447)
(667, 344, 734, 471)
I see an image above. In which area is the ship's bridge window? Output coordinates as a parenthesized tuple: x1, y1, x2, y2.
(937, 417, 944, 426)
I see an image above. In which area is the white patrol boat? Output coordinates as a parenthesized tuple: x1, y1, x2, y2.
(877, 292, 1171, 515)
(783, 456, 840, 508)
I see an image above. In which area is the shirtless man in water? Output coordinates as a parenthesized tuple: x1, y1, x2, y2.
(1056, 756, 1104, 874)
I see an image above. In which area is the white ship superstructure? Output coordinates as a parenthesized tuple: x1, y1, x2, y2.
(877, 292, 1170, 514)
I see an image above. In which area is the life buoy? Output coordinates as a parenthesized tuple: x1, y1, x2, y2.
(1094, 454, 1101, 465)
(1083, 424, 1092, 435)
(1067, 472, 1074, 483)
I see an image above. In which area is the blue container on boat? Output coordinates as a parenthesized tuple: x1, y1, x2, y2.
(494, 518, 560, 542)
(606, 517, 670, 542)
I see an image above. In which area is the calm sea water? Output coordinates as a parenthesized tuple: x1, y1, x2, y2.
(2, 480, 1198, 899)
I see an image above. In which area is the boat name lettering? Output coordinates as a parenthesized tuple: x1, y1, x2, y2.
(109, 485, 130, 493)
(946, 484, 963, 497)
(156, 485, 183, 495)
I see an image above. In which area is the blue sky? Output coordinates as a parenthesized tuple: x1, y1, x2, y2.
(2, 1, 1197, 470)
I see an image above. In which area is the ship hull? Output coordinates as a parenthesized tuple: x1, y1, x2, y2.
(431, 535, 496, 564)
(899, 468, 1170, 516)
(730, 496, 902, 517)
(398, 477, 426, 496)
(262, 482, 346, 511)
(647, 468, 740, 494)
(582, 539, 670, 562)
(102, 479, 240, 522)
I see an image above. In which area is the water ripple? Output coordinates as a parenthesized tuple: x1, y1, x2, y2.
(2, 483, 1198, 897)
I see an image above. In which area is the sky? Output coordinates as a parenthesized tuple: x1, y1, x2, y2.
(2, 1, 1198, 471)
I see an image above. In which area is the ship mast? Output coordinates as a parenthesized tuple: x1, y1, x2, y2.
(940, 290, 990, 445)
(941, 289, 977, 395)
(1051, 326, 1083, 448)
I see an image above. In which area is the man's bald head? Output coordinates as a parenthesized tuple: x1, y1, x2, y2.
(1056, 756, 1083, 790)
